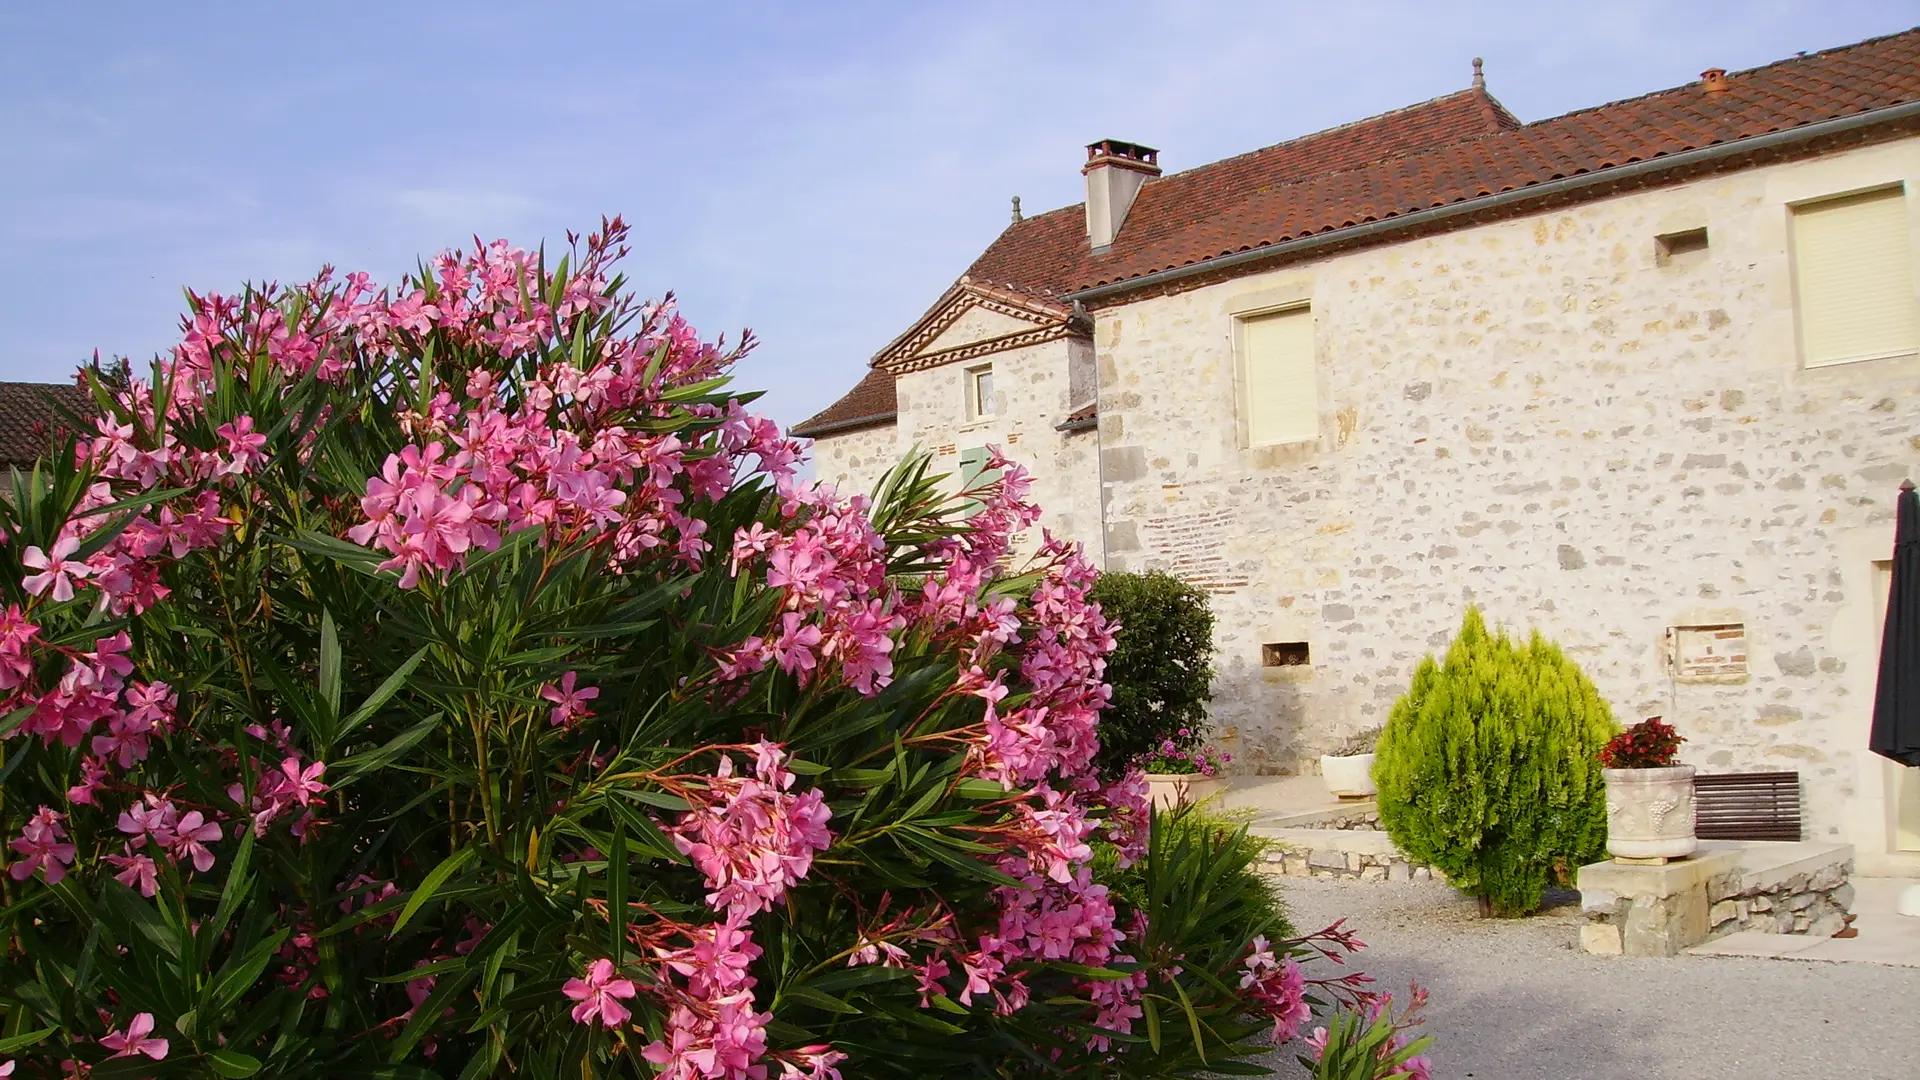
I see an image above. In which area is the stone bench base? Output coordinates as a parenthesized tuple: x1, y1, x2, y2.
(1577, 841, 1852, 957)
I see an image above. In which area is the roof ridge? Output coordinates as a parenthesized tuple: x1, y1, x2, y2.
(1144, 86, 1492, 183)
(1522, 24, 1920, 127)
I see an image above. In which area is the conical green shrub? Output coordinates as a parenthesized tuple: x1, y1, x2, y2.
(1372, 607, 1619, 916)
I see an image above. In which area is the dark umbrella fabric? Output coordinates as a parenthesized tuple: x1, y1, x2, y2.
(1871, 480, 1920, 767)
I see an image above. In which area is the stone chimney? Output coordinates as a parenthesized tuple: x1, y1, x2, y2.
(1083, 139, 1160, 252)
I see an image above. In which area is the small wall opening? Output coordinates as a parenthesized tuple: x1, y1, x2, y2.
(1667, 622, 1747, 679)
(1262, 641, 1311, 667)
(1655, 227, 1710, 268)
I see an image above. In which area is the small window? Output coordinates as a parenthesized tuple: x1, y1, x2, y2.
(1791, 186, 1919, 368)
(1655, 227, 1709, 268)
(1262, 642, 1311, 667)
(1239, 306, 1318, 447)
(966, 364, 995, 420)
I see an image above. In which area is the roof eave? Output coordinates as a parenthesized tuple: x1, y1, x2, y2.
(1066, 98, 1920, 306)
(791, 412, 898, 440)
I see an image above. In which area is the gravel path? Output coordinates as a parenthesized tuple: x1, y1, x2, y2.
(1256, 877, 1916, 1079)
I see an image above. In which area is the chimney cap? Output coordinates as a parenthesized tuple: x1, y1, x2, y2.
(1701, 67, 1728, 94)
(1011, 195, 1023, 223)
(1472, 56, 1485, 90)
(1084, 139, 1160, 172)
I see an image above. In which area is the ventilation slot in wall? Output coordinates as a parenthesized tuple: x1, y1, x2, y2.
(1262, 641, 1311, 667)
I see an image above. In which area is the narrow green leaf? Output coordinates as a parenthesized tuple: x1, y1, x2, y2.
(208, 1049, 264, 1077)
(209, 929, 290, 1013)
(0, 1027, 56, 1054)
(341, 646, 430, 729)
(608, 816, 629, 957)
(1171, 977, 1208, 1065)
(1143, 995, 1162, 1053)
(391, 847, 477, 936)
(318, 609, 342, 717)
(333, 711, 443, 788)
(782, 985, 861, 1015)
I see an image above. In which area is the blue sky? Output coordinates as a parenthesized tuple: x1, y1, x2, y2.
(2, 1, 1912, 430)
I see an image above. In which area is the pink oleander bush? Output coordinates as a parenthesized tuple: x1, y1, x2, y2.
(0, 222, 1426, 1078)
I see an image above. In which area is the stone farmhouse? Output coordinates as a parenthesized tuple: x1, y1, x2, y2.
(793, 29, 1920, 874)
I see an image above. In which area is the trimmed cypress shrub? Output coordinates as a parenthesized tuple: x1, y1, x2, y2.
(1372, 607, 1619, 916)
(1088, 569, 1217, 776)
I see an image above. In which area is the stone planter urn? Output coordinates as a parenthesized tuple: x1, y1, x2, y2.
(1144, 773, 1226, 810)
(1604, 765, 1697, 861)
(1320, 753, 1377, 799)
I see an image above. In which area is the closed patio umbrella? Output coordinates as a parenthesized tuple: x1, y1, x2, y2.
(1870, 479, 1920, 767)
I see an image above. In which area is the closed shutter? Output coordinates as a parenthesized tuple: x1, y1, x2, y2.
(1242, 307, 1318, 446)
(1793, 187, 1919, 368)
(958, 447, 996, 513)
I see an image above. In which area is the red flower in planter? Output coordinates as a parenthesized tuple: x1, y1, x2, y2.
(1598, 716, 1685, 769)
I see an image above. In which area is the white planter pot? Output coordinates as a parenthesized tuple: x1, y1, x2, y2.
(1144, 773, 1226, 810)
(1320, 753, 1377, 799)
(1604, 765, 1698, 861)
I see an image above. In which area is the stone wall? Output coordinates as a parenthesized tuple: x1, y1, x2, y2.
(808, 420, 898, 496)
(1088, 137, 1920, 846)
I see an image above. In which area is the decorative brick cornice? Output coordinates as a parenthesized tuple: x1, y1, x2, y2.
(873, 279, 1076, 371)
(880, 321, 1084, 375)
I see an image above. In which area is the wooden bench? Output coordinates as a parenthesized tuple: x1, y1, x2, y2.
(1693, 771, 1802, 841)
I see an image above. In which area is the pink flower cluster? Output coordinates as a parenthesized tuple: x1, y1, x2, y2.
(106, 793, 223, 895)
(341, 231, 801, 590)
(723, 485, 901, 696)
(671, 742, 834, 918)
(1240, 936, 1312, 1044)
(7, 807, 75, 884)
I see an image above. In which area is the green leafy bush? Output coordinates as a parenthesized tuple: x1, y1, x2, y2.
(1372, 608, 1618, 917)
(1087, 571, 1216, 776)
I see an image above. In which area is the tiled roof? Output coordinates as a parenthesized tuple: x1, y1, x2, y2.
(0, 381, 90, 468)
(967, 28, 1920, 298)
(790, 368, 896, 438)
(797, 28, 1920, 438)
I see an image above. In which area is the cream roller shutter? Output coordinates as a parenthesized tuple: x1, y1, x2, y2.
(1242, 307, 1318, 446)
(1793, 187, 1919, 368)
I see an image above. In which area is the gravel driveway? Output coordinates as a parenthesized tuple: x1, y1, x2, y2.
(1256, 877, 1916, 1079)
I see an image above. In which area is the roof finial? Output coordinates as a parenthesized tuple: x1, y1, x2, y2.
(1011, 195, 1023, 223)
(1472, 57, 1485, 91)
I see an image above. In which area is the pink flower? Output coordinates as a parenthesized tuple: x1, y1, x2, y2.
(99, 1012, 168, 1060)
(105, 849, 161, 898)
(541, 671, 600, 728)
(215, 415, 268, 475)
(21, 537, 92, 602)
(168, 810, 222, 873)
(279, 756, 328, 806)
(562, 957, 636, 1028)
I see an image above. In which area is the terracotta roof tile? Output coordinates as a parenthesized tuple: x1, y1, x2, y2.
(791, 368, 896, 438)
(967, 28, 1920, 297)
(0, 381, 90, 468)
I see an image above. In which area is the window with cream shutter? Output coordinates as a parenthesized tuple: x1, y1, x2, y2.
(1240, 306, 1318, 447)
(1791, 186, 1919, 368)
